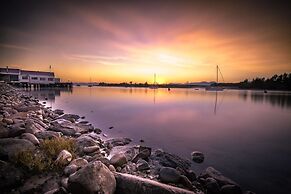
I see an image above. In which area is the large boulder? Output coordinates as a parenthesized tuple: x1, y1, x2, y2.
(68, 161, 116, 194)
(110, 153, 128, 167)
(50, 119, 82, 136)
(132, 146, 151, 162)
(159, 167, 181, 183)
(58, 114, 80, 122)
(0, 138, 35, 160)
(105, 137, 132, 147)
(76, 135, 99, 154)
(8, 124, 26, 137)
(200, 167, 238, 186)
(151, 149, 191, 172)
(35, 131, 61, 139)
(114, 172, 197, 194)
(191, 151, 204, 163)
(21, 133, 40, 145)
(31, 118, 49, 129)
(25, 118, 46, 134)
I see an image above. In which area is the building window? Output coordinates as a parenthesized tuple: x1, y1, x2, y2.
(48, 78, 54, 81)
(22, 76, 28, 79)
(31, 77, 38, 80)
(40, 78, 46, 81)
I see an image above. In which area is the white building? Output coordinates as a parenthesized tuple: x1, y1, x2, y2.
(0, 67, 60, 84)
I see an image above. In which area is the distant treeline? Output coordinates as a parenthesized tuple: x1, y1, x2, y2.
(220, 73, 291, 90)
(94, 73, 291, 90)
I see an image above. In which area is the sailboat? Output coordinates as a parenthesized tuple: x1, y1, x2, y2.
(88, 77, 92, 87)
(205, 65, 224, 91)
(149, 73, 158, 89)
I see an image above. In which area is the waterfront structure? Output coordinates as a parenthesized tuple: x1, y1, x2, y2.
(0, 67, 59, 84)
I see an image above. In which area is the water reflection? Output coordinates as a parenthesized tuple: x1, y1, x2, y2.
(238, 90, 291, 108)
(23, 87, 72, 102)
(23, 86, 291, 110)
(22, 86, 291, 194)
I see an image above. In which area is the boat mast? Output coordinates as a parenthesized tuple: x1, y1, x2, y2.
(154, 73, 156, 85)
(216, 65, 218, 84)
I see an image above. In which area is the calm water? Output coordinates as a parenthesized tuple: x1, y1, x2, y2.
(24, 87, 291, 194)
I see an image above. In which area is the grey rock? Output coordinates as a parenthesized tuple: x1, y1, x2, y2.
(159, 167, 181, 183)
(31, 117, 49, 129)
(191, 151, 204, 163)
(50, 119, 82, 136)
(83, 145, 100, 153)
(105, 137, 132, 147)
(58, 114, 80, 122)
(132, 146, 151, 162)
(200, 167, 238, 186)
(151, 149, 191, 172)
(137, 159, 150, 171)
(21, 133, 40, 145)
(69, 158, 88, 168)
(68, 161, 116, 194)
(35, 130, 61, 139)
(75, 122, 94, 133)
(96, 157, 111, 167)
(55, 150, 72, 165)
(110, 153, 128, 167)
(0, 138, 35, 160)
(25, 118, 46, 134)
(115, 172, 196, 194)
(205, 177, 220, 194)
(64, 164, 78, 176)
(54, 109, 64, 115)
(76, 135, 99, 154)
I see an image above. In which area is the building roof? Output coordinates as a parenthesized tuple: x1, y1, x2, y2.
(0, 68, 20, 74)
(21, 70, 54, 76)
(0, 67, 54, 76)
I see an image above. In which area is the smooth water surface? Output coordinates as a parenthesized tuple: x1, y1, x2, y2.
(24, 87, 291, 194)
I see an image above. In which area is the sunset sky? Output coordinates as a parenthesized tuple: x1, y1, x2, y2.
(0, 0, 290, 83)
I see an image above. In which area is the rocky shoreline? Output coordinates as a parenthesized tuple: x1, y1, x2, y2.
(0, 83, 254, 194)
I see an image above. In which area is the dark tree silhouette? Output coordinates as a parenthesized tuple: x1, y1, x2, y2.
(238, 73, 291, 90)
